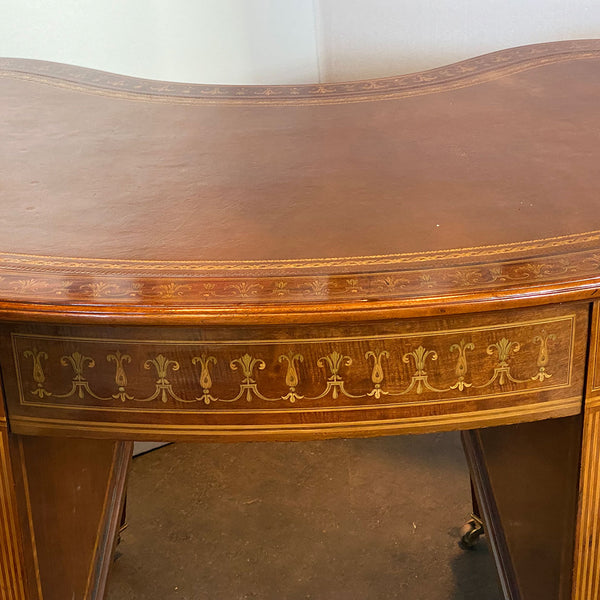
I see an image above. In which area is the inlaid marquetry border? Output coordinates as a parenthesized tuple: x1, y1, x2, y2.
(11, 313, 577, 415)
(0, 243, 600, 311)
(0, 229, 599, 312)
(1, 40, 599, 106)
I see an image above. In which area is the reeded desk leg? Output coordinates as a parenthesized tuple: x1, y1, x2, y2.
(0, 426, 131, 600)
(573, 301, 600, 600)
(572, 400, 600, 600)
(0, 423, 27, 599)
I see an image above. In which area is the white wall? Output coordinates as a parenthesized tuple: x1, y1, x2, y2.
(0, 0, 320, 84)
(316, 0, 600, 81)
(2, 1, 599, 84)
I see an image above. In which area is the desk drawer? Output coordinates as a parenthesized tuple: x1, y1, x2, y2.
(1, 303, 588, 440)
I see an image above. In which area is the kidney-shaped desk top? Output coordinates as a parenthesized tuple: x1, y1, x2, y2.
(1, 40, 600, 599)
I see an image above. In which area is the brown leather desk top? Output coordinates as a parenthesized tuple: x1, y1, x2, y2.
(2, 39, 600, 325)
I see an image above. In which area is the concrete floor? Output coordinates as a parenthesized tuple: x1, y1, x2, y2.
(106, 432, 503, 600)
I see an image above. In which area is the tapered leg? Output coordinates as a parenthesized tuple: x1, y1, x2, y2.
(572, 399, 600, 600)
(0, 425, 131, 599)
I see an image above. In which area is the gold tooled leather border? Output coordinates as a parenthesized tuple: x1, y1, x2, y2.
(0, 229, 598, 274)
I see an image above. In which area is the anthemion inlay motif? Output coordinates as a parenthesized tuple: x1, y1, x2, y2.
(19, 332, 560, 406)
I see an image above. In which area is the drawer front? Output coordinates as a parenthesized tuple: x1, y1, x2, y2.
(2, 303, 588, 440)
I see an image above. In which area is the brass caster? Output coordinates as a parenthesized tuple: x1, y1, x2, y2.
(113, 519, 128, 562)
(459, 513, 484, 549)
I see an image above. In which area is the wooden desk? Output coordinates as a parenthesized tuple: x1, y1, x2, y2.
(1, 40, 600, 599)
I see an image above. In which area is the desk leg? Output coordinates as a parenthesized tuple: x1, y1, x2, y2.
(0, 423, 27, 599)
(462, 415, 582, 600)
(572, 400, 600, 600)
(0, 425, 132, 600)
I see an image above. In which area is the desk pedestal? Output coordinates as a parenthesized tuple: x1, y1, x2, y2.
(464, 416, 582, 600)
(0, 428, 131, 599)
